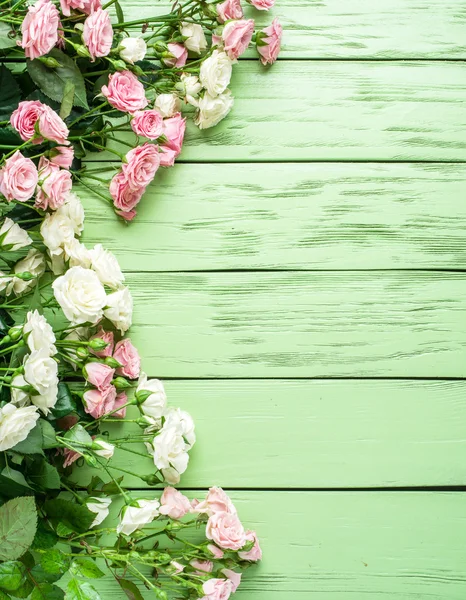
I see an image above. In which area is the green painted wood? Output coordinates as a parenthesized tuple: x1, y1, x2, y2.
(122, 0, 466, 59)
(72, 380, 466, 488)
(86, 61, 466, 163)
(121, 271, 466, 378)
(89, 492, 466, 599)
(79, 163, 466, 271)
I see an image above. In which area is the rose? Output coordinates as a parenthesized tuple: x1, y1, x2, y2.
(206, 512, 246, 551)
(10, 100, 43, 142)
(180, 22, 207, 54)
(64, 238, 91, 268)
(32, 381, 59, 414)
(193, 487, 237, 516)
(93, 439, 115, 459)
(191, 560, 214, 573)
(38, 105, 69, 144)
(207, 544, 224, 559)
(7, 250, 45, 296)
(216, 0, 243, 23)
(114, 392, 127, 418)
(159, 148, 177, 168)
(10, 375, 30, 407)
(89, 243, 125, 289)
(120, 37, 147, 64)
(24, 348, 58, 396)
(60, 0, 100, 16)
(87, 497, 111, 528)
(113, 338, 140, 379)
(221, 570, 241, 593)
(123, 143, 160, 190)
(83, 385, 117, 418)
(238, 530, 262, 561)
(148, 423, 190, 484)
(90, 327, 114, 358)
(49, 145, 74, 168)
(154, 93, 181, 118)
(0, 404, 39, 451)
(21, 0, 60, 60)
(84, 362, 115, 391)
(180, 73, 202, 100)
(117, 499, 160, 535)
(40, 210, 75, 255)
(163, 43, 188, 67)
(170, 561, 185, 575)
(57, 192, 85, 235)
(257, 18, 282, 65)
(63, 447, 82, 467)
(117, 208, 136, 221)
(249, 0, 274, 8)
(36, 158, 72, 210)
(201, 579, 233, 600)
(83, 9, 113, 60)
(101, 71, 148, 113)
(161, 113, 186, 157)
(159, 487, 191, 519)
(110, 172, 144, 214)
(194, 91, 234, 129)
(136, 373, 167, 419)
(164, 407, 195, 448)
(222, 19, 254, 60)
(52, 266, 107, 325)
(104, 286, 133, 333)
(130, 110, 163, 140)
(0, 218, 32, 251)
(200, 50, 233, 96)
(0, 151, 38, 202)
(24, 310, 56, 355)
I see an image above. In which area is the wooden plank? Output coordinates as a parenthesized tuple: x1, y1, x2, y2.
(121, 271, 466, 378)
(121, 0, 466, 59)
(72, 380, 466, 488)
(86, 61, 466, 162)
(79, 163, 466, 271)
(90, 492, 466, 599)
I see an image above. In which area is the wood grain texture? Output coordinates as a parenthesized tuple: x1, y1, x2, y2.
(122, 0, 466, 59)
(122, 271, 466, 378)
(79, 163, 466, 271)
(89, 492, 466, 599)
(72, 380, 466, 488)
(86, 61, 466, 163)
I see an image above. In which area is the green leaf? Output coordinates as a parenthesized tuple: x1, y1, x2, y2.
(8, 578, 33, 598)
(0, 65, 21, 120)
(11, 423, 43, 455)
(0, 127, 22, 150)
(64, 423, 92, 450)
(60, 81, 75, 120)
(51, 383, 76, 419)
(39, 419, 58, 449)
(0, 23, 17, 50)
(0, 496, 37, 560)
(31, 520, 58, 550)
(43, 499, 94, 534)
(29, 565, 62, 585)
(0, 590, 11, 600)
(0, 468, 32, 499)
(27, 49, 89, 109)
(27, 458, 60, 490)
(114, 0, 124, 24)
(31, 583, 65, 600)
(65, 579, 102, 600)
(40, 549, 70, 576)
(0, 562, 26, 592)
(70, 559, 104, 580)
(116, 579, 144, 600)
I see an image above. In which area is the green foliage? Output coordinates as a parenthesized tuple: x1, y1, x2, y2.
(31, 583, 65, 600)
(39, 419, 58, 449)
(0, 65, 21, 120)
(0, 467, 32, 498)
(51, 383, 77, 419)
(70, 559, 104, 580)
(27, 458, 60, 490)
(116, 578, 144, 600)
(40, 549, 70, 577)
(11, 423, 44, 455)
(0, 497, 37, 560)
(0, 23, 17, 50)
(65, 579, 102, 600)
(60, 81, 75, 120)
(31, 521, 58, 550)
(43, 499, 95, 534)
(0, 562, 26, 592)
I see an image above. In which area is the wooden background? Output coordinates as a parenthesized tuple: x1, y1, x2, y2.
(78, 1, 466, 597)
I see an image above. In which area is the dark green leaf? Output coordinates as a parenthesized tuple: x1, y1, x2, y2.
(51, 383, 76, 419)
(60, 81, 75, 120)
(86, 476, 104, 495)
(101, 476, 124, 496)
(66, 579, 102, 600)
(0, 497, 37, 561)
(6, 204, 41, 230)
(27, 458, 60, 490)
(31, 520, 58, 550)
(0, 562, 26, 592)
(19, 552, 34, 570)
(11, 423, 43, 455)
(8, 578, 33, 598)
(31, 583, 65, 600)
(0, 590, 11, 600)
(27, 49, 88, 109)
(70, 559, 104, 580)
(40, 549, 70, 576)
(0, 65, 21, 120)
(39, 419, 58, 449)
(29, 565, 62, 585)
(0, 127, 22, 151)
(114, 0, 124, 24)
(43, 499, 94, 534)
(116, 579, 144, 600)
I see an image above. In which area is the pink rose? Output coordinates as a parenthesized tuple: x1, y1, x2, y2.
(257, 18, 282, 65)
(83, 385, 117, 418)
(38, 105, 69, 145)
(83, 9, 113, 61)
(164, 43, 188, 68)
(101, 71, 148, 114)
(0, 151, 38, 202)
(217, 0, 243, 23)
(114, 392, 127, 418)
(222, 19, 254, 60)
(50, 145, 74, 168)
(159, 487, 191, 519)
(90, 327, 114, 358)
(190, 559, 213, 573)
(131, 110, 164, 140)
(238, 530, 262, 561)
(162, 113, 186, 157)
(206, 512, 246, 551)
(60, 0, 100, 17)
(207, 544, 224, 559)
(193, 487, 237, 516)
(122, 143, 160, 191)
(63, 447, 82, 468)
(170, 561, 185, 575)
(35, 158, 72, 210)
(10, 101, 43, 142)
(201, 579, 233, 600)
(113, 338, 141, 379)
(116, 208, 137, 221)
(20, 0, 59, 60)
(110, 172, 143, 213)
(158, 147, 177, 168)
(84, 362, 115, 391)
(249, 0, 274, 9)
(221, 570, 241, 593)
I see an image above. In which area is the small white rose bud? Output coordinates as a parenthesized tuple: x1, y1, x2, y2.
(120, 37, 147, 64)
(93, 439, 115, 460)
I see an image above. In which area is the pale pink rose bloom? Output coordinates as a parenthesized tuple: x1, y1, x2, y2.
(84, 362, 115, 391)
(206, 512, 246, 551)
(102, 71, 148, 114)
(83, 9, 113, 61)
(238, 530, 262, 561)
(10, 100, 43, 142)
(191, 559, 214, 573)
(159, 487, 191, 519)
(38, 105, 69, 145)
(110, 171, 144, 213)
(50, 145, 74, 169)
(164, 43, 188, 68)
(63, 447, 82, 467)
(131, 110, 164, 140)
(221, 570, 241, 593)
(207, 544, 225, 559)
(116, 208, 137, 221)
(170, 561, 185, 575)
(83, 385, 117, 418)
(162, 113, 186, 157)
(158, 147, 177, 168)
(114, 392, 127, 418)
(122, 143, 160, 191)
(60, 0, 100, 17)
(20, 0, 60, 60)
(35, 158, 72, 210)
(0, 151, 38, 202)
(113, 338, 141, 379)
(201, 578, 233, 600)
(257, 18, 282, 65)
(222, 19, 254, 60)
(193, 487, 237, 516)
(249, 0, 274, 9)
(217, 0, 243, 23)
(90, 327, 114, 358)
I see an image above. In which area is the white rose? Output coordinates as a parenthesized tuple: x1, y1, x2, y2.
(164, 406, 196, 449)
(56, 192, 85, 236)
(180, 22, 207, 54)
(0, 218, 32, 251)
(104, 286, 133, 333)
(117, 499, 160, 535)
(136, 373, 167, 419)
(40, 211, 74, 254)
(0, 404, 39, 451)
(48, 249, 66, 275)
(64, 238, 91, 268)
(148, 423, 189, 484)
(32, 381, 58, 414)
(93, 439, 115, 460)
(7, 249, 45, 296)
(89, 244, 124, 290)
(87, 497, 112, 528)
(24, 348, 58, 395)
(154, 93, 181, 118)
(180, 73, 202, 101)
(52, 266, 106, 325)
(0, 271, 11, 293)
(10, 374, 30, 407)
(194, 90, 234, 129)
(199, 50, 233, 97)
(120, 37, 147, 64)
(23, 310, 56, 355)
